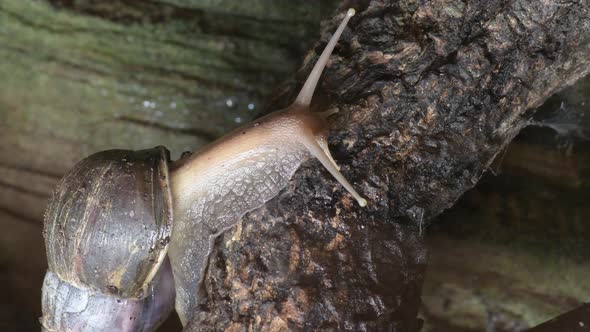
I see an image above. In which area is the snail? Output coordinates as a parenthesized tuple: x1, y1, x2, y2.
(41, 8, 362, 331)
(168, 8, 362, 325)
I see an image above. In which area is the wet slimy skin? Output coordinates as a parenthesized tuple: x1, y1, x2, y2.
(168, 9, 364, 326)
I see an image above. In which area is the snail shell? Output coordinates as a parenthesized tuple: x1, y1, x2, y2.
(41, 147, 175, 331)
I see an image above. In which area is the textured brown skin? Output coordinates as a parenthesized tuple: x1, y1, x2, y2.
(187, 0, 590, 330)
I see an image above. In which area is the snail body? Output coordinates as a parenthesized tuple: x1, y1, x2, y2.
(168, 8, 361, 325)
(41, 260, 174, 332)
(41, 8, 361, 330)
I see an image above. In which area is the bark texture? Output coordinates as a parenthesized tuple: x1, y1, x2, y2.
(190, 0, 590, 330)
(422, 78, 590, 332)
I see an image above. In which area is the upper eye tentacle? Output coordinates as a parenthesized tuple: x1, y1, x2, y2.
(293, 8, 355, 108)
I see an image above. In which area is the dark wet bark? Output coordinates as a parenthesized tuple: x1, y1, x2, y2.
(191, 0, 590, 330)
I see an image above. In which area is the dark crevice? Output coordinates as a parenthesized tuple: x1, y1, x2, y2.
(0, 5, 103, 35)
(46, 0, 314, 54)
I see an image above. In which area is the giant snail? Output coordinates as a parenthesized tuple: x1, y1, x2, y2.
(41, 9, 363, 331)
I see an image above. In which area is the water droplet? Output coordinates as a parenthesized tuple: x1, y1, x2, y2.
(235, 116, 242, 123)
(226, 98, 234, 108)
(143, 101, 157, 109)
(248, 103, 255, 110)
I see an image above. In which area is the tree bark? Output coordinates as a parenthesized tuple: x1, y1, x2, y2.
(190, 0, 590, 330)
(421, 77, 590, 331)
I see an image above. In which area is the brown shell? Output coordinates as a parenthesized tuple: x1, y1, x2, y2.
(43, 146, 173, 299)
